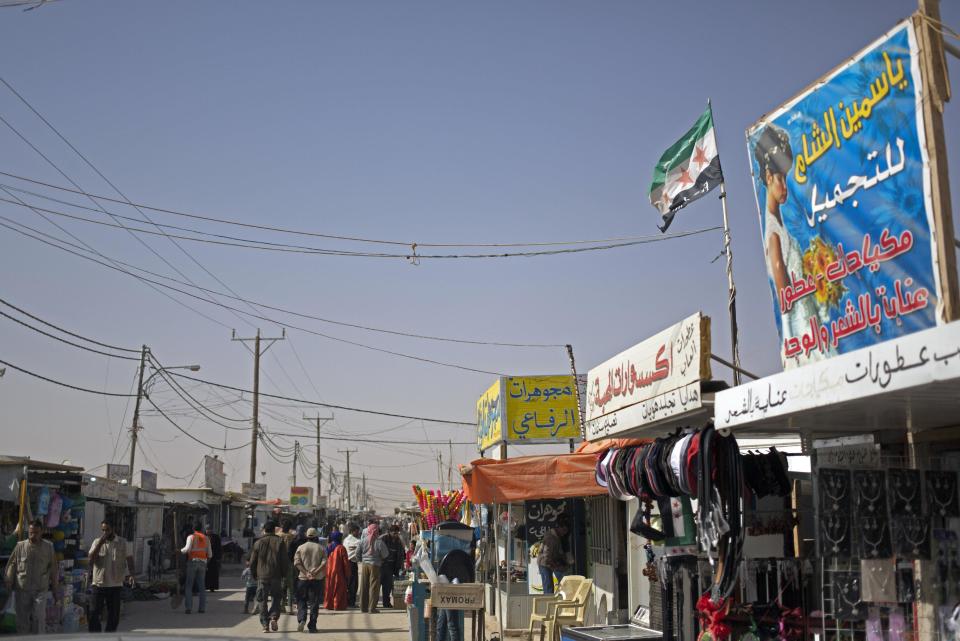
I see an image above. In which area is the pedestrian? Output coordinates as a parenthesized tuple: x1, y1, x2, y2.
(379, 525, 405, 609)
(249, 520, 290, 633)
(537, 515, 571, 595)
(278, 520, 297, 613)
(241, 557, 257, 614)
(180, 522, 212, 614)
(405, 539, 417, 572)
(324, 531, 349, 611)
(343, 524, 361, 608)
(87, 520, 135, 633)
(3, 520, 58, 634)
(292, 528, 326, 633)
(204, 526, 223, 592)
(358, 521, 388, 613)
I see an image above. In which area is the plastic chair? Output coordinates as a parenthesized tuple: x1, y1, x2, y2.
(543, 578, 594, 641)
(527, 575, 585, 641)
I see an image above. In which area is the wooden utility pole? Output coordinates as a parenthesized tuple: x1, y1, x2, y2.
(127, 345, 148, 483)
(362, 473, 367, 509)
(232, 328, 285, 484)
(915, 0, 958, 322)
(304, 414, 333, 506)
(292, 441, 299, 487)
(338, 449, 357, 510)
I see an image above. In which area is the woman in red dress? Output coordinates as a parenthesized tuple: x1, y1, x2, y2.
(324, 531, 349, 610)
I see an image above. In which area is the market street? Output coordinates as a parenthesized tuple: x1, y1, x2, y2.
(121, 575, 409, 640)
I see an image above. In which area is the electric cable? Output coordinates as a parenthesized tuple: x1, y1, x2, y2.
(0, 169, 730, 249)
(0, 308, 141, 361)
(0, 357, 138, 396)
(0, 193, 721, 258)
(0, 216, 508, 376)
(144, 395, 249, 451)
(0, 297, 139, 353)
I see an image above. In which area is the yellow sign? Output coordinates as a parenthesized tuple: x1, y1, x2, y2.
(504, 375, 581, 443)
(476, 379, 503, 451)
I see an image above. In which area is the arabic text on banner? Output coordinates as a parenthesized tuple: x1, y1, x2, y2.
(503, 375, 581, 442)
(476, 379, 503, 451)
(746, 21, 940, 369)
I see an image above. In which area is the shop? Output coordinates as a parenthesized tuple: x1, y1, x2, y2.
(0, 457, 89, 633)
(461, 445, 638, 632)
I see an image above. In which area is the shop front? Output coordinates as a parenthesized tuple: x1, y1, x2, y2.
(461, 445, 640, 632)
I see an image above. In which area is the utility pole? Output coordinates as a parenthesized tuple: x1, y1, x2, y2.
(292, 441, 300, 487)
(338, 449, 357, 511)
(447, 439, 453, 492)
(362, 473, 366, 510)
(232, 328, 285, 484)
(304, 414, 333, 506)
(438, 451, 444, 492)
(127, 345, 149, 483)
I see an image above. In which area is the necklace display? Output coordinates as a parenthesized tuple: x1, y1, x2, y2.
(821, 469, 850, 512)
(895, 516, 930, 559)
(926, 471, 959, 517)
(889, 469, 921, 514)
(860, 517, 890, 558)
(854, 470, 885, 515)
(822, 514, 848, 556)
(861, 560, 896, 603)
(833, 572, 863, 620)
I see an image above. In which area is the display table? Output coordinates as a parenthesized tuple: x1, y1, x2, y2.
(561, 624, 662, 641)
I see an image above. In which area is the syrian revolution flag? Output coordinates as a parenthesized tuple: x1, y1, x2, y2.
(648, 106, 724, 232)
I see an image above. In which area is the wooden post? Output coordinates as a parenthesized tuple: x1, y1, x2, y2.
(914, 3, 958, 322)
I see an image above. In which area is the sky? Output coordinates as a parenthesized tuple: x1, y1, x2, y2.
(1, 0, 958, 510)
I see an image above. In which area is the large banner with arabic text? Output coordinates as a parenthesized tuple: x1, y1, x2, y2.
(746, 19, 942, 369)
(476, 375, 581, 451)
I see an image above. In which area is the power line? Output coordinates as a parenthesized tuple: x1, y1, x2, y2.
(0, 357, 137, 396)
(0, 307, 140, 361)
(0, 297, 139, 353)
(0, 193, 722, 258)
(265, 429, 473, 445)
(143, 395, 249, 451)
(1, 168, 729, 249)
(0, 216, 508, 375)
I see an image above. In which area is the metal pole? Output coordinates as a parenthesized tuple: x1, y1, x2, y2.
(128, 345, 148, 482)
(339, 449, 357, 511)
(316, 421, 321, 503)
(565, 344, 587, 440)
(707, 100, 743, 386)
(292, 441, 299, 487)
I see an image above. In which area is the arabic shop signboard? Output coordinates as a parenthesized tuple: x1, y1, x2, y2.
(746, 20, 943, 370)
(241, 482, 267, 500)
(476, 375, 581, 451)
(585, 313, 711, 440)
(476, 379, 503, 451)
(715, 320, 960, 428)
(290, 486, 312, 506)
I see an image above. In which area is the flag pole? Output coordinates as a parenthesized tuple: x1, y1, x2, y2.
(708, 99, 743, 386)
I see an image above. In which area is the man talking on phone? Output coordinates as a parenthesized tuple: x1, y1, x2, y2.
(88, 520, 135, 632)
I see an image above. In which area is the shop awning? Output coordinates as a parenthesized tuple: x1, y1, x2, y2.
(714, 321, 960, 434)
(460, 438, 649, 503)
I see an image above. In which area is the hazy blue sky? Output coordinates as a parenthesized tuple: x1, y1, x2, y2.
(1, 0, 957, 508)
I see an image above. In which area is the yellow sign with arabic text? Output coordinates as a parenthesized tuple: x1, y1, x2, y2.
(503, 375, 581, 443)
(476, 379, 503, 451)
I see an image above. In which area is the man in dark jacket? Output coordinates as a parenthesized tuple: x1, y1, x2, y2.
(249, 521, 290, 632)
(379, 525, 405, 608)
(205, 526, 223, 592)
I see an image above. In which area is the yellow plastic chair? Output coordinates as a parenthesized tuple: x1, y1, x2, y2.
(527, 575, 586, 641)
(543, 578, 594, 641)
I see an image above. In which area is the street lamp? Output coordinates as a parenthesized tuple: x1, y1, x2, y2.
(127, 346, 201, 483)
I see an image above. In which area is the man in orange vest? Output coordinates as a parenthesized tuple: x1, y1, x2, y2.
(181, 523, 212, 614)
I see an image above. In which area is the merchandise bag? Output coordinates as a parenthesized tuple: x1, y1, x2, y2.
(0, 595, 15, 633)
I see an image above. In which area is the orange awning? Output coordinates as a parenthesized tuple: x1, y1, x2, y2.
(460, 439, 648, 503)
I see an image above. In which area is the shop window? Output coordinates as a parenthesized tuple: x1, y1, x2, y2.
(587, 496, 613, 566)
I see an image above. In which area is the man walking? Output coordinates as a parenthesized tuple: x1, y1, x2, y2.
(358, 521, 388, 613)
(292, 528, 326, 632)
(249, 520, 290, 633)
(87, 520, 135, 633)
(204, 526, 223, 592)
(343, 524, 361, 608)
(180, 523, 212, 614)
(379, 525, 405, 609)
(278, 520, 297, 613)
(4, 520, 57, 634)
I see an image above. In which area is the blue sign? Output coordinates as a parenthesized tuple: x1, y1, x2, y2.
(746, 21, 941, 369)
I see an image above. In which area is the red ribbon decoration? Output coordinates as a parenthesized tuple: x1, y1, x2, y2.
(696, 593, 733, 641)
